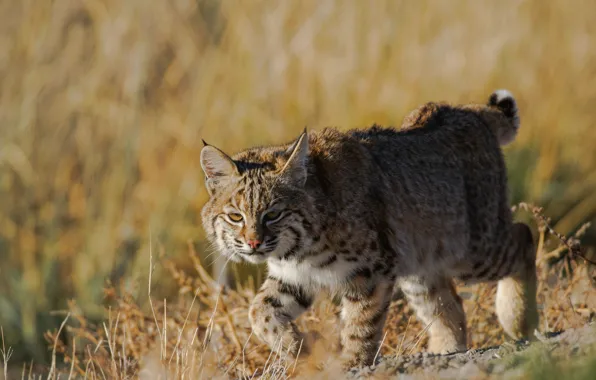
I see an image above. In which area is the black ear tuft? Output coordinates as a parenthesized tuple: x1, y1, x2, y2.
(202, 139, 209, 147)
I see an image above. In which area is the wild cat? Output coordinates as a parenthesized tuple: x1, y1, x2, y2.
(200, 90, 537, 369)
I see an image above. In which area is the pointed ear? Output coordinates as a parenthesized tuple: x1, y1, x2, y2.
(280, 130, 309, 186)
(200, 145, 238, 193)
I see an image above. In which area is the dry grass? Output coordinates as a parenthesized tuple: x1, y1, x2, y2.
(1, 0, 596, 374)
(30, 204, 594, 379)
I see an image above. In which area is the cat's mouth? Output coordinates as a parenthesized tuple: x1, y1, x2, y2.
(238, 242, 277, 264)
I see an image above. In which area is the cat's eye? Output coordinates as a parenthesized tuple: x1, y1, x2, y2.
(227, 213, 244, 223)
(263, 210, 282, 223)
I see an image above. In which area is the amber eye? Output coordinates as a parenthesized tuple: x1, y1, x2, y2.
(227, 213, 243, 223)
(263, 210, 282, 222)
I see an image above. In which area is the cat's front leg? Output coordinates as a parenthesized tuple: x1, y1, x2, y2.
(340, 280, 393, 369)
(249, 276, 314, 357)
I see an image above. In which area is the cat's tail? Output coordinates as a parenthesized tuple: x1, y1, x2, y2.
(487, 89, 520, 146)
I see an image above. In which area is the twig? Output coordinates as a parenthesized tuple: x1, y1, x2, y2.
(291, 338, 304, 376)
(48, 312, 71, 380)
(147, 232, 164, 360)
(169, 288, 200, 365)
(1, 327, 14, 380)
(372, 331, 388, 366)
(67, 337, 76, 380)
(407, 313, 439, 355)
(396, 315, 412, 357)
(527, 203, 595, 266)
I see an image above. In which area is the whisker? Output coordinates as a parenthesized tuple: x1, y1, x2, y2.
(202, 245, 221, 264)
(208, 255, 224, 268)
(216, 256, 233, 285)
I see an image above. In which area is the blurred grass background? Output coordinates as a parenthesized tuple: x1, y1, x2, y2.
(0, 0, 595, 367)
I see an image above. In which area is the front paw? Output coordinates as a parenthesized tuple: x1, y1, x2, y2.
(249, 305, 307, 357)
(259, 321, 308, 357)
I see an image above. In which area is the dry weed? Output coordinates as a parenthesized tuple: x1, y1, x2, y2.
(33, 204, 594, 379)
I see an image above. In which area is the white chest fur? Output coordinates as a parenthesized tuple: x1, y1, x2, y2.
(267, 253, 358, 291)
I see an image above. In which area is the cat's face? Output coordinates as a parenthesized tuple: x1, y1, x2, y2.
(200, 132, 310, 264)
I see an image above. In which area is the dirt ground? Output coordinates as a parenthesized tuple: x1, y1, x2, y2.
(348, 323, 596, 379)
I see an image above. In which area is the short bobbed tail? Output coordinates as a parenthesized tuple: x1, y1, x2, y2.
(488, 89, 520, 145)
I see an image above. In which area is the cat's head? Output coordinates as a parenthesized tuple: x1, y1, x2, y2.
(200, 130, 311, 264)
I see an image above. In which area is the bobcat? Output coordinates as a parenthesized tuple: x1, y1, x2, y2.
(200, 90, 537, 369)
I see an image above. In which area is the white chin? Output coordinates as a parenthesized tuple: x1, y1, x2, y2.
(243, 254, 267, 264)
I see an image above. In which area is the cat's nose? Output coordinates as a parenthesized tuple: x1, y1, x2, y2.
(247, 239, 262, 249)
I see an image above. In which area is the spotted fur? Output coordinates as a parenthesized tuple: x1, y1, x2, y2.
(200, 90, 537, 369)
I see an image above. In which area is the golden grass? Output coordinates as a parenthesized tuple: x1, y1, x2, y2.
(0, 0, 596, 371)
(36, 204, 595, 379)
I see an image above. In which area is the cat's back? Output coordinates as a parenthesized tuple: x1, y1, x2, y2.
(305, 107, 509, 243)
(307, 107, 505, 191)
